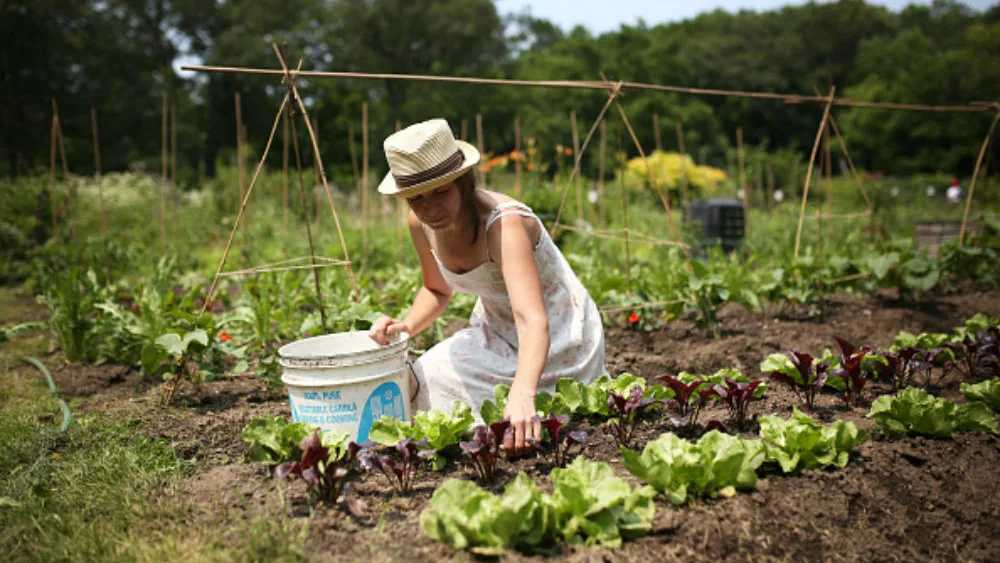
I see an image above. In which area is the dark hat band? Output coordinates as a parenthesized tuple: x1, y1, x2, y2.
(393, 149, 465, 188)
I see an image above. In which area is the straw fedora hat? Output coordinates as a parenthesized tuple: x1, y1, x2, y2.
(378, 119, 480, 198)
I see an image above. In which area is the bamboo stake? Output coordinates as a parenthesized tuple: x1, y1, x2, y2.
(819, 121, 833, 259)
(395, 119, 403, 261)
(570, 111, 582, 222)
(461, 119, 468, 142)
(514, 116, 522, 197)
(794, 86, 836, 260)
(313, 117, 321, 227)
(362, 102, 369, 263)
(171, 104, 178, 242)
(48, 113, 58, 238)
(618, 118, 631, 297)
(183, 64, 994, 114)
(598, 120, 607, 227)
(234, 92, 245, 249)
(676, 122, 690, 212)
(652, 113, 662, 152)
(282, 103, 289, 236)
(240, 123, 249, 241)
(613, 99, 689, 265)
(52, 100, 76, 241)
(271, 47, 358, 298)
(161, 94, 168, 247)
(551, 81, 623, 235)
(348, 122, 361, 208)
(755, 157, 764, 210)
(766, 164, 775, 211)
(90, 107, 106, 232)
(959, 109, 1000, 245)
(290, 116, 328, 332)
(476, 113, 485, 187)
(737, 128, 749, 236)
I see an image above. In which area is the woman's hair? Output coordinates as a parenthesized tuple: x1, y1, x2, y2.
(455, 171, 480, 244)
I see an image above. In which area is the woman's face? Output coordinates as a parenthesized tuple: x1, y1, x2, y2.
(405, 182, 462, 231)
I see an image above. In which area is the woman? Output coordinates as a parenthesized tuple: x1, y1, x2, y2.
(369, 118, 605, 454)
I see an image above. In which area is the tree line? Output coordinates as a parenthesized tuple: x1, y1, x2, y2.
(2, 0, 997, 188)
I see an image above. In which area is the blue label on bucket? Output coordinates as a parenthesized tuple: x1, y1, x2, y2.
(356, 381, 407, 443)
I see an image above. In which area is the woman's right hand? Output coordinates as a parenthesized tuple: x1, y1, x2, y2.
(369, 316, 409, 345)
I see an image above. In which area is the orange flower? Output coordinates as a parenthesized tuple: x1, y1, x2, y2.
(564, 147, 573, 156)
(220, 331, 233, 343)
(628, 312, 640, 324)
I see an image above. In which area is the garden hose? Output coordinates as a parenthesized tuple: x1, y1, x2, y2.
(22, 356, 73, 432)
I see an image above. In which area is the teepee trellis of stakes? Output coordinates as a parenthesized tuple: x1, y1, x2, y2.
(180, 46, 359, 405)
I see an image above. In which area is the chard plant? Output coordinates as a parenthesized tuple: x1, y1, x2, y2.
(460, 420, 511, 482)
(528, 413, 588, 468)
(866, 388, 998, 438)
(763, 350, 829, 411)
(827, 336, 872, 407)
(947, 327, 1000, 381)
(369, 402, 474, 469)
(359, 438, 435, 495)
(605, 386, 664, 448)
(759, 407, 869, 473)
(703, 377, 763, 431)
(276, 431, 362, 504)
(657, 374, 713, 431)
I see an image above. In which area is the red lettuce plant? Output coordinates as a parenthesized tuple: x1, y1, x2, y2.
(459, 420, 511, 482)
(657, 374, 715, 430)
(605, 386, 665, 448)
(528, 413, 589, 468)
(704, 377, 762, 431)
(275, 431, 361, 504)
(358, 438, 435, 495)
(769, 351, 829, 411)
(948, 328, 1000, 381)
(828, 336, 872, 407)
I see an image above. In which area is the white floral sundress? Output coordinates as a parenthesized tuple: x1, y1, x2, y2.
(410, 201, 606, 420)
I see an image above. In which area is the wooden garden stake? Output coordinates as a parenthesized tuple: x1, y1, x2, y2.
(514, 116, 522, 197)
(395, 119, 403, 260)
(161, 94, 168, 247)
(618, 119, 631, 297)
(766, 164, 775, 211)
(676, 122, 689, 211)
(653, 113, 662, 152)
(313, 117, 321, 227)
(271, 46, 358, 299)
(959, 109, 1000, 245)
(794, 86, 836, 261)
(52, 100, 76, 241)
(48, 113, 58, 238)
(90, 107, 106, 232)
(282, 103, 289, 236)
(171, 104, 178, 241)
(362, 102, 369, 262)
(235, 92, 245, 248)
(461, 119, 468, 142)
(551, 80, 622, 235)
(737, 127, 749, 236)
(348, 122, 361, 214)
(476, 113, 485, 187)
(289, 115, 328, 332)
(598, 120, 607, 226)
(570, 111, 583, 222)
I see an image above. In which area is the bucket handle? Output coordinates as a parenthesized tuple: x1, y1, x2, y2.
(406, 357, 420, 402)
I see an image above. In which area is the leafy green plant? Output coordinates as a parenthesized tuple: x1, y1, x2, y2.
(866, 388, 998, 438)
(605, 386, 665, 448)
(960, 379, 1000, 412)
(763, 351, 829, 411)
(420, 457, 655, 554)
(241, 415, 350, 464)
(37, 267, 99, 362)
(758, 407, 869, 473)
(275, 431, 361, 505)
(621, 430, 765, 505)
(684, 261, 730, 338)
(368, 402, 474, 469)
(358, 438, 435, 494)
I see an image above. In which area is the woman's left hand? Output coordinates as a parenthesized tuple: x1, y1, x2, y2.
(503, 386, 541, 456)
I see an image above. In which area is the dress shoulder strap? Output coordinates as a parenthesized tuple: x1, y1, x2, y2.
(484, 201, 537, 232)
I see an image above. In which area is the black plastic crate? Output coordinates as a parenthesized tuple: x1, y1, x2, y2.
(683, 199, 745, 252)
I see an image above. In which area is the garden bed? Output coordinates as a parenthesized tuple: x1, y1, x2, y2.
(26, 287, 1000, 561)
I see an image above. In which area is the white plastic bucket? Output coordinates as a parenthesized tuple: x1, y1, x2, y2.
(278, 331, 411, 443)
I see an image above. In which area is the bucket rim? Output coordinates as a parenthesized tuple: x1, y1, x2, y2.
(278, 331, 409, 369)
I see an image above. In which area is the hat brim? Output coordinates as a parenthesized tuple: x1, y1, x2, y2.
(377, 141, 480, 198)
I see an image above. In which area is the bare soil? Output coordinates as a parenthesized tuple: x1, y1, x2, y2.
(21, 288, 1000, 561)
